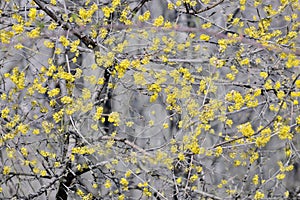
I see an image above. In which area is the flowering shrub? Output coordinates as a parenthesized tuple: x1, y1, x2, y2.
(0, 0, 299, 199)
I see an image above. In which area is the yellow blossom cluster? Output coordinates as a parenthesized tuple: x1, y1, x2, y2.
(2, 166, 11, 175)
(138, 11, 151, 22)
(255, 127, 271, 147)
(40, 150, 56, 159)
(252, 174, 259, 185)
(119, 6, 132, 25)
(78, 3, 98, 24)
(254, 191, 264, 200)
(42, 121, 54, 134)
(278, 125, 293, 140)
(1, 107, 10, 119)
(217, 36, 239, 53)
(237, 122, 255, 137)
(120, 177, 129, 190)
(47, 88, 60, 97)
(226, 90, 245, 111)
(27, 77, 47, 95)
(72, 146, 96, 155)
(153, 15, 164, 27)
(53, 109, 64, 123)
(108, 112, 120, 126)
(148, 83, 162, 102)
(102, 0, 121, 18)
(4, 67, 25, 90)
(93, 106, 104, 121)
(0, 1, 299, 199)
(115, 59, 130, 78)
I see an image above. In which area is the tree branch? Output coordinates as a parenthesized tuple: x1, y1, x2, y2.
(98, 135, 152, 157)
(32, 0, 97, 49)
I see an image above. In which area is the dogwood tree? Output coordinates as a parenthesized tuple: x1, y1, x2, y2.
(0, 0, 299, 199)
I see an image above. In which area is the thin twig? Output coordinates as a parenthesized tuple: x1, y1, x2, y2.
(98, 135, 152, 157)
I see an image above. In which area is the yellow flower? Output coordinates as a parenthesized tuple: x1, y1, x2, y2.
(278, 125, 293, 140)
(295, 80, 300, 88)
(164, 21, 172, 28)
(93, 106, 103, 120)
(115, 59, 130, 78)
(215, 146, 223, 157)
(190, 174, 198, 182)
(260, 72, 268, 79)
(28, 8, 37, 20)
(27, 28, 40, 38)
(53, 109, 64, 123)
(285, 191, 289, 198)
(1, 107, 10, 119)
(175, 0, 182, 6)
(240, 58, 249, 65)
(50, 0, 56, 5)
(274, 81, 280, 90)
(17, 123, 29, 134)
(291, 92, 300, 97)
(264, 79, 273, 90)
(168, 3, 175, 10)
(237, 122, 254, 137)
(255, 127, 271, 147)
(226, 73, 235, 81)
(125, 170, 131, 178)
(99, 28, 108, 39)
(176, 177, 182, 184)
(76, 189, 84, 197)
(40, 170, 47, 176)
(48, 88, 60, 97)
(54, 162, 60, 167)
(3, 166, 11, 175)
(226, 119, 233, 127)
(143, 187, 152, 197)
(59, 36, 70, 47)
(252, 174, 259, 185)
(139, 11, 151, 22)
(102, 6, 113, 18)
(61, 96, 73, 104)
(153, 15, 164, 27)
(33, 129, 40, 135)
(21, 147, 28, 157)
(250, 152, 259, 164)
(118, 194, 125, 200)
(82, 88, 91, 100)
(149, 120, 154, 126)
(54, 47, 62, 55)
(104, 179, 111, 188)
(178, 152, 185, 161)
(276, 173, 285, 180)
(44, 40, 54, 49)
(1, 93, 7, 100)
(108, 112, 120, 126)
(202, 22, 212, 29)
(70, 39, 80, 52)
(48, 22, 57, 30)
(200, 34, 210, 41)
(163, 123, 169, 129)
(0, 30, 14, 43)
(234, 160, 241, 166)
(125, 121, 134, 127)
(14, 43, 24, 49)
(277, 90, 285, 99)
(120, 177, 129, 187)
(254, 191, 264, 200)
(96, 77, 104, 85)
